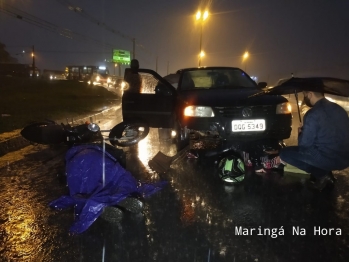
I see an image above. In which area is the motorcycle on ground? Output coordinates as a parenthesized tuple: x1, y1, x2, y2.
(20, 118, 150, 147)
(20, 118, 159, 230)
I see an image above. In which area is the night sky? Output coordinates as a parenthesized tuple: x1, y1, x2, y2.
(1, 0, 348, 84)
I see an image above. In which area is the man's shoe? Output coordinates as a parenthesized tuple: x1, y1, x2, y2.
(312, 173, 335, 191)
(310, 172, 336, 184)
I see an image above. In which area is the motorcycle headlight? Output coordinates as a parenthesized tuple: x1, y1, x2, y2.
(87, 123, 100, 132)
(184, 106, 215, 117)
(276, 102, 292, 114)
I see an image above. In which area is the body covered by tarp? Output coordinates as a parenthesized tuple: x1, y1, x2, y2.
(49, 144, 167, 234)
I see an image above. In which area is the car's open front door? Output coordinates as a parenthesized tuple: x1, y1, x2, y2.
(122, 68, 176, 128)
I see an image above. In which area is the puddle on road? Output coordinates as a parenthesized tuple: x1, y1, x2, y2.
(0, 144, 67, 261)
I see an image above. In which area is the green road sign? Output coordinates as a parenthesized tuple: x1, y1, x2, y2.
(112, 49, 131, 64)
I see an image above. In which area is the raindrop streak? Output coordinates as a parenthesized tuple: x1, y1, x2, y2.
(102, 240, 105, 262)
(102, 138, 106, 187)
(207, 248, 211, 262)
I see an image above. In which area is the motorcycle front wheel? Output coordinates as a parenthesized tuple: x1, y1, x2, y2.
(109, 120, 149, 147)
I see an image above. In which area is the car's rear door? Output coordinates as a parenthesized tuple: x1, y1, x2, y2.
(122, 69, 176, 128)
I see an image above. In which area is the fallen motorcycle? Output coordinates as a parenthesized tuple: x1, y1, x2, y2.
(20, 118, 149, 147)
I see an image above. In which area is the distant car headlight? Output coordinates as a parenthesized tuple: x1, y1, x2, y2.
(276, 102, 292, 114)
(107, 77, 111, 83)
(121, 81, 126, 89)
(96, 76, 100, 82)
(184, 106, 215, 117)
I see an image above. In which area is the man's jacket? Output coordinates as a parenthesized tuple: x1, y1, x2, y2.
(299, 98, 349, 170)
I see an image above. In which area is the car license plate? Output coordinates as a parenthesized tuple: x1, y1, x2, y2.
(232, 119, 265, 132)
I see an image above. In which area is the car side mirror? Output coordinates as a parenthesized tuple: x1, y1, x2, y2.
(257, 82, 268, 89)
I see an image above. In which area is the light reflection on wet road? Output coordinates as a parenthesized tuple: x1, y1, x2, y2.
(1, 106, 349, 261)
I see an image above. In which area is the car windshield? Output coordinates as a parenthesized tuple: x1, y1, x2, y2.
(180, 69, 256, 90)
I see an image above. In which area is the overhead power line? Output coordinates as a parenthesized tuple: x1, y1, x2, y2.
(56, 0, 133, 41)
(55, 0, 154, 59)
(0, 3, 115, 50)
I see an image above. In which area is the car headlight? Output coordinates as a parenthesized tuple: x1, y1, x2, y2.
(184, 106, 215, 117)
(121, 81, 126, 89)
(276, 102, 292, 114)
(96, 76, 100, 81)
(107, 77, 111, 83)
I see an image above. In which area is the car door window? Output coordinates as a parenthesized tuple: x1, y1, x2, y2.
(137, 72, 159, 94)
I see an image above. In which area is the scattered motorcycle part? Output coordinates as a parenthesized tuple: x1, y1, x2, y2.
(109, 120, 150, 147)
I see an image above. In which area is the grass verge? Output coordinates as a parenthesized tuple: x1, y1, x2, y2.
(0, 77, 120, 133)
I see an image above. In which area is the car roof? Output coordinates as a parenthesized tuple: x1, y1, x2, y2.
(176, 66, 242, 74)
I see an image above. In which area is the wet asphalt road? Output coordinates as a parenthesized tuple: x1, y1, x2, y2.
(1, 103, 349, 262)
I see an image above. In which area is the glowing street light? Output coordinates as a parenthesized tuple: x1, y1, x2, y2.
(196, 10, 209, 67)
(199, 51, 205, 63)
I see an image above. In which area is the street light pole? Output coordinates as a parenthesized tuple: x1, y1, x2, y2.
(242, 51, 249, 72)
(32, 45, 36, 78)
(196, 10, 209, 67)
(199, 23, 203, 67)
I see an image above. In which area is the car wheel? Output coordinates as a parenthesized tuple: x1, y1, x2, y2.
(174, 121, 189, 151)
(109, 119, 150, 147)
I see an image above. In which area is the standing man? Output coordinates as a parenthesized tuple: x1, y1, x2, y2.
(124, 59, 143, 93)
(279, 89, 349, 191)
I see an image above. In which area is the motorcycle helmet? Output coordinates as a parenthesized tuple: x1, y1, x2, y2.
(218, 155, 245, 183)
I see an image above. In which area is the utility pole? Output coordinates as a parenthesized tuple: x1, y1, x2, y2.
(167, 61, 169, 75)
(132, 38, 136, 59)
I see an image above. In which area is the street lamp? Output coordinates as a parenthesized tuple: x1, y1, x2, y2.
(199, 51, 205, 65)
(242, 51, 249, 71)
(196, 10, 209, 67)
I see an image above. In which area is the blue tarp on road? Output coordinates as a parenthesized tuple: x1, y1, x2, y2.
(49, 144, 167, 234)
